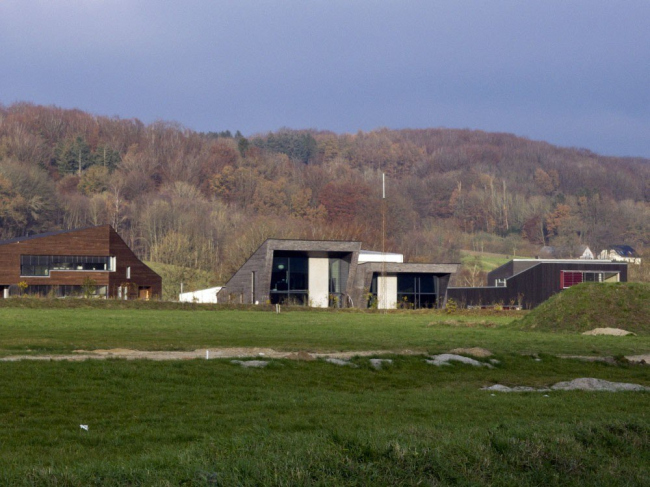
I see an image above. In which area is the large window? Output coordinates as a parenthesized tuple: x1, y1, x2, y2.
(270, 253, 308, 305)
(24, 285, 107, 298)
(561, 270, 619, 289)
(397, 273, 438, 309)
(20, 255, 113, 277)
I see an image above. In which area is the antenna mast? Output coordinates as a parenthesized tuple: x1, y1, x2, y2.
(381, 173, 387, 314)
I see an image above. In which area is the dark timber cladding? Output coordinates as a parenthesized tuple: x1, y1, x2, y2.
(217, 238, 459, 309)
(0, 225, 161, 299)
(447, 260, 628, 309)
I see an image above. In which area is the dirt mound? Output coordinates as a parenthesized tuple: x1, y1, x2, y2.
(582, 328, 636, 336)
(448, 347, 493, 357)
(515, 283, 650, 334)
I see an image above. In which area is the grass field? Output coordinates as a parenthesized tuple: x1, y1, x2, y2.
(0, 304, 648, 485)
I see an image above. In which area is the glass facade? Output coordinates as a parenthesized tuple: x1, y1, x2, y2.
(270, 253, 308, 304)
(20, 255, 113, 276)
(369, 273, 439, 309)
(328, 257, 349, 307)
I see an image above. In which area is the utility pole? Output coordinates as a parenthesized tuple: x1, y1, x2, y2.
(381, 173, 387, 314)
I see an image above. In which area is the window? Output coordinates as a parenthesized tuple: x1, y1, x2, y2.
(561, 270, 619, 289)
(397, 273, 438, 309)
(126, 266, 131, 279)
(20, 255, 114, 276)
(495, 278, 507, 287)
(269, 253, 308, 305)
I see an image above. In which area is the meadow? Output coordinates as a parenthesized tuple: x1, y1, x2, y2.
(0, 301, 648, 485)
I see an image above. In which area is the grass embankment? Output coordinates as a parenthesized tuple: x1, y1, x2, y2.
(0, 357, 648, 486)
(460, 251, 512, 272)
(1, 306, 649, 356)
(516, 282, 650, 335)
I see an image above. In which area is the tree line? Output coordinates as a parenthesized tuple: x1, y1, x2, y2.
(1, 102, 648, 285)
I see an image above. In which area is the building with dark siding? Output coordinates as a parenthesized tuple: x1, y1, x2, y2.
(217, 239, 459, 309)
(0, 225, 161, 299)
(447, 259, 627, 309)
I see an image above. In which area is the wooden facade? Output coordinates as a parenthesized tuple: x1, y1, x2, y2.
(448, 260, 628, 309)
(0, 226, 161, 299)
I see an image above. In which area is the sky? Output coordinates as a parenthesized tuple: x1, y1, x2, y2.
(1, 1, 649, 158)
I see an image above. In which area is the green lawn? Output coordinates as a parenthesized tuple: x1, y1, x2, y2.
(0, 306, 648, 485)
(0, 357, 648, 486)
(1, 307, 649, 356)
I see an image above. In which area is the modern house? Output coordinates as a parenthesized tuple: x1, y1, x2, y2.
(0, 225, 162, 299)
(216, 239, 459, 309)
(599, 245, 641, 265)
(447, 259, 627, 309)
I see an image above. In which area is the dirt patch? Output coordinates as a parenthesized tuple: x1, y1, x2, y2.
(625, 354, 650, 365)
(448, 347, 493, 358)
(0, 348, 416, 362)
(428, 320, 499, 328)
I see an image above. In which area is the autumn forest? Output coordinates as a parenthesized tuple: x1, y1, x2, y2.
(0, 102, 648, 287)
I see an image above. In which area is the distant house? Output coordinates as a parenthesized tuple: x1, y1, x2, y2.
(599, 245, 641, 265)
(538, 245, 594, 259)
(448, 259, 627, 309)
(179, 286, 223, 303)
(0, 226, 162, 299)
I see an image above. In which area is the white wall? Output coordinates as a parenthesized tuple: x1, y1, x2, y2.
(377, 275, 397, 309)
(359, 251, 403, 263)
(179, 286, 222, 303)
(309, 257, 329, 308)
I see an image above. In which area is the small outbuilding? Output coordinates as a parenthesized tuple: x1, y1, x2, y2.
(179, 286, 223, 303)
(448, 259, 627, 309)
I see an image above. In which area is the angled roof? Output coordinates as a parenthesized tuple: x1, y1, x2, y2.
(0, 226, 103, 247)
(609, 245, 637, 257)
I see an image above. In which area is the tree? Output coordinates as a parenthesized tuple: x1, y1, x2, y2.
(55, 136, 92, 175)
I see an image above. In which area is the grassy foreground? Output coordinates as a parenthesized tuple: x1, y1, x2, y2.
(1, 306, 649, 356)
(0, 356, 648, 486)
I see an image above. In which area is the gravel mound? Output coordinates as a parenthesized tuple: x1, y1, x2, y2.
(324, 358, 358, 368)
(484, 378, 649, 392)
(551, 378, 649, 391)
(426, 354, 493, 368)
(582, 328, 636, 336)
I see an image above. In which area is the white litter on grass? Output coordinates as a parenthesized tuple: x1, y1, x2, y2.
(426, 354, 494, 368)
(369, 359, 393, 370)
(483, 378, 650, 393)
(80, 425, 89, 431)
(324, 358, 358, 368)
(230, 360, 269, 368)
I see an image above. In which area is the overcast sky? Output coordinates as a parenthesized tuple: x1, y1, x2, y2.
(1, 1, 649, 158)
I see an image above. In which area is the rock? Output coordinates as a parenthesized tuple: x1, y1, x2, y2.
(582, 328, 636, 336)
(557, 354, 617, 364)
(284, 351, 316, 361)
(369, 358, 393, 369)
(324, 358, 358, 368)
(489, 359, 501, 365)
(448, 347, 493, 358)
(230, 360, 269, 368)
(426, 354, 493, 368)
(551, 378, 649, 391)
(625, 354, 650, 365)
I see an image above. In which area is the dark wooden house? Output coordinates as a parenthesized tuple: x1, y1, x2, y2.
(217, 239, 458, 309)
(447, 259, 627, 309)
(0, 225, 161, 299)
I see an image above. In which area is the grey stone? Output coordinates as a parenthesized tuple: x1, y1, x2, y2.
(426, 354, 493, 368)
(369, 358, 393, 369)
(324, 358, 358, 368)
(231, 360, 269, 368)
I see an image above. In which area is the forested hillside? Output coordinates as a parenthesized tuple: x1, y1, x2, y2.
(1, 102, 648, 285)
